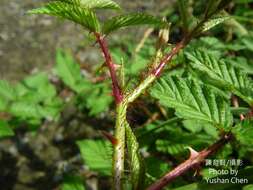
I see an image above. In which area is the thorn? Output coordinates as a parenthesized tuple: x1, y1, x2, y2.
(101, 130, 118, 145)
(240, 114, 245, 121)
(187, 147, 199, 159)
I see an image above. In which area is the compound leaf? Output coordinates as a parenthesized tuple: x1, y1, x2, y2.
(77, 139, 112, 176)
(55, 49, 89, 93)
(28, 1, 100, 32)
(232, 119, 253, 148)
(102, 13, 169, 34)
(200, 15, 230, 33)
(186, 50, 253, 105)
(150, 76, 233, 130)
(61, 0, 121, 10)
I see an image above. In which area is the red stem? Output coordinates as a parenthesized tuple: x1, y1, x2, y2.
(147, 133, 233, 190)
(152, 38, 187, 76)
(95, 33, 123, 104)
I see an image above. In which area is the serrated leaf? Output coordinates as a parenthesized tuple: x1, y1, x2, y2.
(0, 120, 14, 138)
(21, 72, 57, 101)
(150, 76, 233, 130)
(56, 49, 89, 93)
(77, 139, 112, 176)
(102, 13, 169, 34)
(62, 175, 85, 190)
(28, 1, 100, 32)
(125, 123, 144, 190)
(62, 0, 120, 10)
(186, 50, 253, 105)
(156, 140, 187, 155)
(188, 37, 226, 58)
(9, 102, 43, 119)
(0, 73, 62, 125)
(183, 120, 205, 133)
(56, 50, 112, 115)
(232, 119, 253, 148)
(85, 84, 113, 115)
(201, 15, 230, 32)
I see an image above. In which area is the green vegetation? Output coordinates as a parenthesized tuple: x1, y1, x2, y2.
(0, 0, 253, 190)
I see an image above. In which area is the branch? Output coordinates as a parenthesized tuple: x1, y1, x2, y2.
(95, 32, 123, 104)
(126, 37, 188, 103)
(146, 133, 233, 190)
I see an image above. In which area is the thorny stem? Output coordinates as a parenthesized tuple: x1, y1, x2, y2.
(147, 133, 233, 190)
(113, 102, 128, 190)
(126, 37, 189, 103)
(95, 32, 126, 190)
(152, 38, 187, 76)
(95, 10, 225, 189)
(95, 32, 123, 104)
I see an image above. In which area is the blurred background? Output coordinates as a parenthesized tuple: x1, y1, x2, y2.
(0, 0, 172, 81)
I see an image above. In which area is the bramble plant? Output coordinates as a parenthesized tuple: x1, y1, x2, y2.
(1, 0, 253, 190)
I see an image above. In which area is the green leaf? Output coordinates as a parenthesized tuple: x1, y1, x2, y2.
(0, 80, 16, 110)
(55, 49, 89, 93)
(21, 72, 57, 100)
(232, 119, 253, 148)
(150, 76, 233, 130)
(102, 13, 169, 34)
(241, 35, 253, 51)
(9, 102, 43, 119)
(156, 140, 187, 155)
(62, 0, 121, 10)
(125, 123, 144, 190)
(204, 0, 232, 17)
(77, 139, 112, 176)
(243, 184, 253, 190)
(183, 120, 205, 133)
(84, 84, 113, 115)
(56, 50, 113, 115)
(200, 15, 230, 33)
(186, 50, 253, 105)
(0, 80, 16, 101)
(145, 157, 171, 179)
(62, 175, 85, 190)
(0, 120, 14, 138)
(28, 1, 100, 32)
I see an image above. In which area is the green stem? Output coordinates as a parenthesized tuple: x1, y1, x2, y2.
(126, 75, 156, 103)
(113, 101, 128, 190)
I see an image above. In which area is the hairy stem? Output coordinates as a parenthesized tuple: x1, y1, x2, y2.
(95, 32, 123, 104)
(95, 32, 126, 190)
(96, 11, 218, 189)
(113, 101, 128, 190)
(126, 37, 188, 103)
(147, 133, 233, 190)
